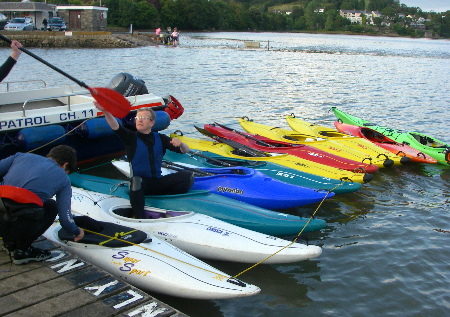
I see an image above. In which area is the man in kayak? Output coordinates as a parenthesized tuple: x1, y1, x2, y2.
(96, 105, 193, 218)
(0, 40, 22, 82)
(0, 145, 85, 264)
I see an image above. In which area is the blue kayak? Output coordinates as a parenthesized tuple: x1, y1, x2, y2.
(112, 160, 335, 210)
(163, 150, 362, 194)
(69, 173, 327, 236)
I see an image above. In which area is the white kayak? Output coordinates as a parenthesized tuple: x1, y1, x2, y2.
(43, 216, 260, 300)
(70, 186, 322, 264)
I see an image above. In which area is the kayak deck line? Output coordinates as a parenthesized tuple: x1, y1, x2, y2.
(80, 227, 237, 281)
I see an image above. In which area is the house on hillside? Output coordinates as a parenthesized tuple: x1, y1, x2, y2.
(340, 10, 371, 24)
(340, 10, 386, 25)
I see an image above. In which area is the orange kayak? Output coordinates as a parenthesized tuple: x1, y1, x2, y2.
(334, 121, 437, 164)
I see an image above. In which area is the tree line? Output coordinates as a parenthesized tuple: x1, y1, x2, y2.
(51, 0, 450, 37)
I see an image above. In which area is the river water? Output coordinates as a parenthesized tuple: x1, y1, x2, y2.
(2, 32, 450, 316)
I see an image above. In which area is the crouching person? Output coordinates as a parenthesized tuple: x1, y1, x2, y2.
(0, 145, 84, 264)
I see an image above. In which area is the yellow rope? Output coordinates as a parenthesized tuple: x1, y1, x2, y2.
(81, 227, 230, 279)
(232, 181, 343, 279)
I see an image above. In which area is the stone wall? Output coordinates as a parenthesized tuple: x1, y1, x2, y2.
(0, 32, 155, 48)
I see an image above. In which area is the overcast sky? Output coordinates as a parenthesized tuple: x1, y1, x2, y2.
(400, 0, 450, 12)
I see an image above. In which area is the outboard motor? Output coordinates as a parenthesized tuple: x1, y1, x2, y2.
(107, 73, 149, 96)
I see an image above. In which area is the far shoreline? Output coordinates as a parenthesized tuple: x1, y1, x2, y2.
(0, 29, 447, 50)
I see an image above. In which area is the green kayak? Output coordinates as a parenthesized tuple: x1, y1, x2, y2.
(331, 107, 450, 165)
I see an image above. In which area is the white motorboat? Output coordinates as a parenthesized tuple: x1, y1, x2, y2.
(70, 186, 322, 264)
(0, 73, 184, 162)
(44, 216, 260, 300)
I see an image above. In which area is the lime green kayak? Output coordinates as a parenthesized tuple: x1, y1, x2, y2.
(331, 107, 450, 165)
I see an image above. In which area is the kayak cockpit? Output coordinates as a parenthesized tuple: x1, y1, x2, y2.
(113, 206, 189, 219)
(58, 216, 150, 247)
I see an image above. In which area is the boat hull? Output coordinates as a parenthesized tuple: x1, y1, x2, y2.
(69, 187, 323, 263)
(44, 220, 260, 299)
(243, 117, 408, 167)
(331, 107, 449, 165)
(166, 135, 362, 194)
(0, 83, 183, 163)
(69, 173, 327, 236)
(202, 123, 372, 183)
(112, 160, 334, 210)
(210, 122, 378, 173)
(334, 122, 437, 164)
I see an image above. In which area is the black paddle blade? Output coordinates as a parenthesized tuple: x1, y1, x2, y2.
(213, 122, 274, 148)
(194, 126, 270, 157)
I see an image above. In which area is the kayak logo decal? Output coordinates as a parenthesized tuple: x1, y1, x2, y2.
(71, 193, 85, 203)
(112, 251, 150, 276)
(275, 171, 296, 179)
(217, 186, 244, 195)
(157, 231, 178, 238)
(207, 227, 230, 236)
(307, 152, 323, 157)
(213, 274, 228, 282)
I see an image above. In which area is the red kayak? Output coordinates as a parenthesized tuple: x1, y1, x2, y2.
(202, 123, 379, 174)
(334, 121, 437, 164)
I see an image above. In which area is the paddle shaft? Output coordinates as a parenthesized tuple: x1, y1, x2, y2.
(162, 161, 213, 176)
(0, 34, 88, 88)
(187, 151, 234, 167)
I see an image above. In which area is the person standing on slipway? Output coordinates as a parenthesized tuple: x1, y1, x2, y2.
(0, 146, 85, 264)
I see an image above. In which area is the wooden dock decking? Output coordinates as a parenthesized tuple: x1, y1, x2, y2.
(0, 239, 187, 317)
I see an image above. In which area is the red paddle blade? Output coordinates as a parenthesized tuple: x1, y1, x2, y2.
(165, 95, 184, 119)
(88, 87, 131, 118)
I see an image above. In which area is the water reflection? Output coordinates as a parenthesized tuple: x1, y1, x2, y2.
(2, 32, 449, 317)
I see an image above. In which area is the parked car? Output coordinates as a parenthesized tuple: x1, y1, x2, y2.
(47, 17, 66, 31)
(4, 17, 34, 31)
(0, 13, 7, 30)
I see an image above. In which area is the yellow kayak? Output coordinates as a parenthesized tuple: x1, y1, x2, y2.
(171, 132, 373, 184)
(285, 115, 410, 165)
(239, 117, 409, 167)
(286, 114, 352, 138)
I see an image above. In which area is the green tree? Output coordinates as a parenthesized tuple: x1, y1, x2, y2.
(373, 16, 383, 30)
(325, 11, 334, 30)
(134, 1, 158, 28)
(304, 0, 320, 30)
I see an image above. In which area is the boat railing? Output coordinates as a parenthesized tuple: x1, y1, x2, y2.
(22, 92, 91, 117)
(0, 80, 47, 92)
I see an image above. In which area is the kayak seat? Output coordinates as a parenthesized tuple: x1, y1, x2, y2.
(58, 215, 149, 247)
(166, 210, 190, 217)
(145, 210, 166, 219)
